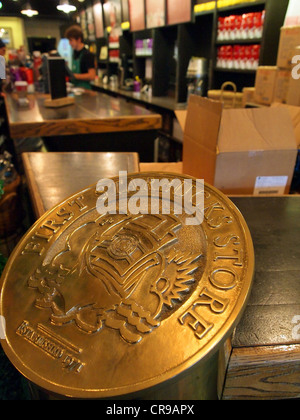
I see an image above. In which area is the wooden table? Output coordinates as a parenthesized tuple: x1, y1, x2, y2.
(91, 81, 186, 160)
(19, 154, 300, 399)
(22, 152, 140, 219)
(92, 80, 187, 112)
(222, 196, 300, 400)
(5, 91, 162, 161)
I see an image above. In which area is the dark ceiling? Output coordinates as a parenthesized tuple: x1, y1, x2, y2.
(0, 0, 86, 20)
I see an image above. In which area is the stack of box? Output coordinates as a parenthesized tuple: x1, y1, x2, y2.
(277, 26, 300, 106)
(253, 25, 300, 106)
(253, 66, 279, 105)
(178, 95, 298, 195)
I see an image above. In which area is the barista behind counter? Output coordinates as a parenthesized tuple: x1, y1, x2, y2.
(65, 25, 96, 90)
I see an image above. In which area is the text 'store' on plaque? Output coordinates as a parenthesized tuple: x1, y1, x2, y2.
(0, 172, 254, 399)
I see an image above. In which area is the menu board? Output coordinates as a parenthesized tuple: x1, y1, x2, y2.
(93, 1, 105, 38)
(167, 0, 192, 25)
(110, 0, 122, 26)
(86, 6, 96, 41)
(103, 0, 122, 27)
(146, 0, 165, 28)
(80, 9, 88, 41)
(128, 0, 146, 32)
(102, 0, 111, 27)
(48, 58, 67, 100)
(121, 0, 129, 22)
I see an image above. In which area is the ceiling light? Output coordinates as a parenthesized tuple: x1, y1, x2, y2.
(57, 0, 77, 14)
(21, 3, 39, 17)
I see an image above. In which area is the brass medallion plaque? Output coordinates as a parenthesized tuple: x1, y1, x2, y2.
(0, 173, 254, 399)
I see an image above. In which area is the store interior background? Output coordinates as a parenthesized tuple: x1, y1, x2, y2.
(0, 0, 299, 252)
(0, 0, 300, 401)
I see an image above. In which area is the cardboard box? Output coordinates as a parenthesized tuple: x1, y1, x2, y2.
(283, 45, 300, 105)
(181, 95, 298, 195)
(172, 117, 184, 142)
(254, 66, 278, 105)
(277, 26, 300, 69)
(140, 162, 183, 173)
(274, 69, 291, 103)
(242, 87, 255, 107)
(286, 73, 300, 105)
(271, 102, 300, 147)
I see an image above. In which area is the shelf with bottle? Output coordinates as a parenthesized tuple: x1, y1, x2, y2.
(108, 43, 120, 49)
(216, 43, 260, 71)
(108, 31, 120, 50)
(135, 39, 153, 57)
(108, 49, 120, 63)
(216, 9, 265, 42)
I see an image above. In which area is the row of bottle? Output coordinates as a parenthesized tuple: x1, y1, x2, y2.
(0, 152, 17, 186)
(217, 11, 265, 41)
(216, 44, 261, 71)
(135, 39, 153, 56)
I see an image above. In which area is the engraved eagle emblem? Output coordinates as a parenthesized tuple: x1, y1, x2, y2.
(28, 214, 202, 344)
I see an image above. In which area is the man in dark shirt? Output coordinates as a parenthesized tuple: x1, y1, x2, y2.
(65, 25, 96, 90)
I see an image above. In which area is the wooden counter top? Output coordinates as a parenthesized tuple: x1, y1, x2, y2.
(22, 152, 140, 218)
(91, 80, 187, 112)
(222, 195, 300, 400)
(5, 91, 162, 139)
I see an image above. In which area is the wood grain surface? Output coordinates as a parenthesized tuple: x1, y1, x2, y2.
(91, 80, 187, 111)
(22, 152, 140, 218)
(230, 196, 300, 348)
(5, 91, 162, 139)
(223, 196, 300, 400)
(222, 344, 300, 400)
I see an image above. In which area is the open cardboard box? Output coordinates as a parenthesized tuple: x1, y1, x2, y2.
(271, 102, 300, 148)
(176, 95, 298, 195)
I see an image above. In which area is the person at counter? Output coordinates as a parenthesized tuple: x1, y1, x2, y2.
(0, 39, 5, 56)
(65, 26, 96, 90)
(0, 39, 6, 93)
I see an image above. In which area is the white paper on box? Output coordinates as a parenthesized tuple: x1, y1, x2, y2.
(254, 175, 288, 195)
(284, 0, 300, 26)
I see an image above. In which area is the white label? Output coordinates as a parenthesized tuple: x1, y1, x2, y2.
(254, 176, 288, 196)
